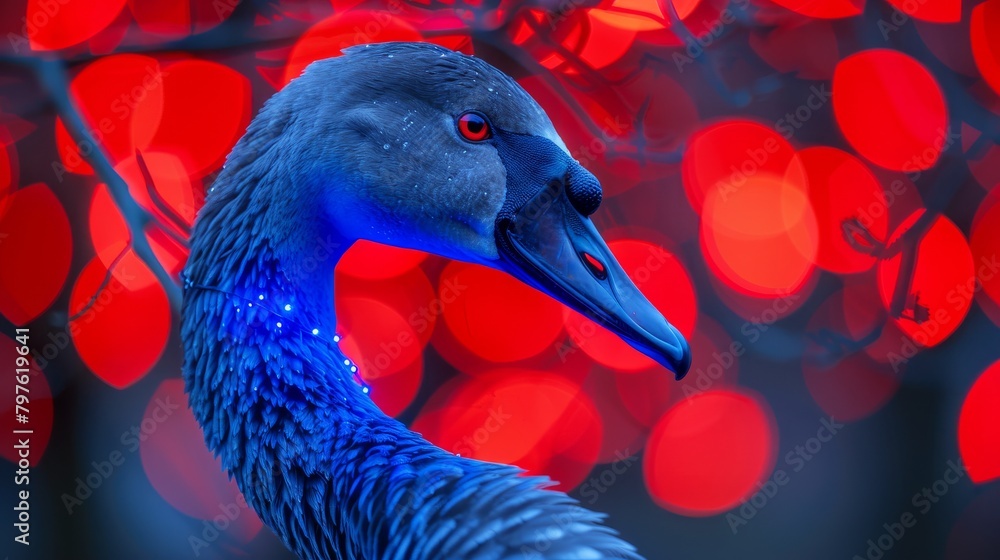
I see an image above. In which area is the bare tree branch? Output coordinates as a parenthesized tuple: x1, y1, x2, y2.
(5, 57, 183, 310)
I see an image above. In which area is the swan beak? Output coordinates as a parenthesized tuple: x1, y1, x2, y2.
(495, 179, 692, 379)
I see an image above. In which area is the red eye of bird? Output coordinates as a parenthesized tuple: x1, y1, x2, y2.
(457, 112, 491, 142)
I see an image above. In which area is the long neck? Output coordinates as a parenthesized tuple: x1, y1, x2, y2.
(180, 94, 643, 560)
(180, 115, 402, 557)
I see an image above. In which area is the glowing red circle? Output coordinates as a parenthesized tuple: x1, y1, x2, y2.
(27, 0, 126, 50)
(414, 370, 602, 491)
(69, 254, 170, 388)
(440, 262, 565, 363)
(959, 359, 1000, 484)
(792, 147, 887, 274)
(55, 54, 165, 175)
(876, 211, 974, 348)
(972, 0, 1000, 98)
(644, 389, 777, 516)
(700, 173, 818, 297)
(682, 119, 798, 213)
(0, 184, 72, 325)
(833, 50, 947, 171)
(134, 59, 251, 178)
(337, 240, 428, 280)
(767, 0, 864, 19)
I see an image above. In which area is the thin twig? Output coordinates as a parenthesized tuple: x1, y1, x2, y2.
(68, 245, 130, 322)
(135, 150, 193, 240)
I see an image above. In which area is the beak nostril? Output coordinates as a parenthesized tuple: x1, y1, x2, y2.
(581, 251, 608, 280)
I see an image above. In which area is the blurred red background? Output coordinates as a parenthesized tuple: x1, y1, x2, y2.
(0, 0, 999, 558)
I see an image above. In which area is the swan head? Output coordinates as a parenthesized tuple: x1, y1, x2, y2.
(280, 42, 690, 378)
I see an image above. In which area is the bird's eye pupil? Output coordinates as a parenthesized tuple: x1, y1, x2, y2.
(458, 112, 491, 142)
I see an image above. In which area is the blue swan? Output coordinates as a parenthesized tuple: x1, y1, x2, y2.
(181, 42, 691, 560)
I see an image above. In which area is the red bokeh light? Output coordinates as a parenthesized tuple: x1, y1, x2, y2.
(674, 315, 740, 399)
(701, 172, 818, 298)
(959, 359, 1000, 484)
(27, 0, 126, 50)
(791, 146, 886, 274)
(916, 17, 978, 77)
(564, 238, 696, 371)
(876, 210, 974, 348)
(412, 369, 602, 491)
(681, 119, 798, 213)
(615, 367, 673, 428)
(970, 190, 1000, 326)
(69, 254, 170, 388)
(56, 54, 166, 175)
(644, 389, 777, 516)
(89, 153, 197, 288)
(440, 261, 565, 363)
(765, 0, 864, 19)
(885, 0, 960, 22)
(972, 0, 1000, 98)
(804, 288, 902, 421)
(749, 20, 840, 80)
(336, 265, 438, 345)
(337, 296, 424, 416)
(840, 272, 917, 367)
(337, 240, 428, 280)
(283, 10, 472, 86)
(585, 366, 648, 462)
(140, 379, 263, 541)
(133, 59, 251, 178)
(0, 127, 17, 217)
(833, 49, 948, 172)
(0, 184, 72, 325)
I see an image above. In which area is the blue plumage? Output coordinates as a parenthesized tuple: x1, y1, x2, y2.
(183, 42, 689, 560)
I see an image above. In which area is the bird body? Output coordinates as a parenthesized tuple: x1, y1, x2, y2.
(182, 42, 689, 560)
